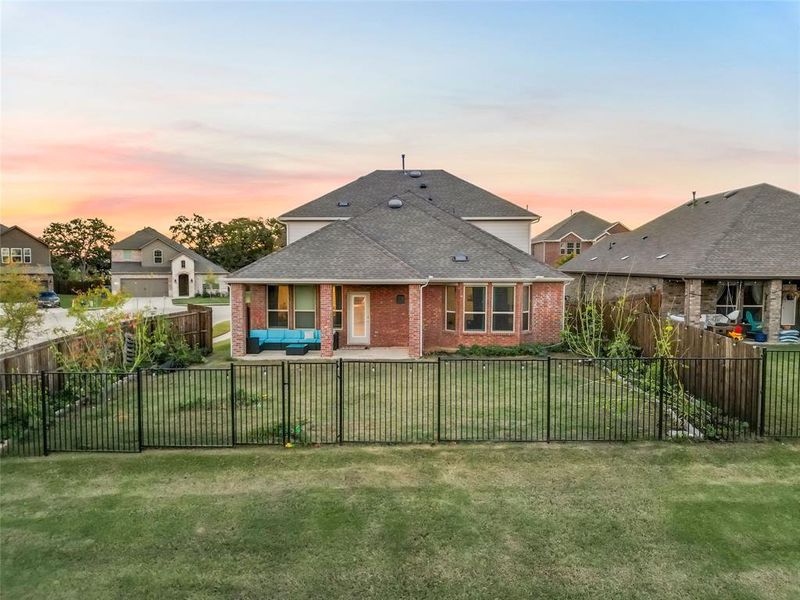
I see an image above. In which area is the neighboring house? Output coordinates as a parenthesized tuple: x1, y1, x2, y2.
(111, 227, 228, 298)
(226, 169, 570, 358)
(0, 224, 54, 290)
(531, 211, 629, 266)
(562, 183, 800, 341)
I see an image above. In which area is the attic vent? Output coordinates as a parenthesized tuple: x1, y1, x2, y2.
(388, 197, 403, 209)
(337, 201, 350, 207)
(656, 253, 669, 259)
(452, 253, 469, 262)
(408, 170, 422, 178)
(419, 183, 427, 189)
(723, 190, 738, 199)
(620, 255, 630, 261)
(641, 235, 648, 240)
(590, 257, 599, 261)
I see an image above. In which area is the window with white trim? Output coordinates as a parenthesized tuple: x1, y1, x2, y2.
(333, 285, 343, 330)
(293, 285, 316, 329)
(10, 248, 22, 263)
(522, 284, 531, 331)
(1, 248, 9, 264)
(560, 241, 581, 255)
(464, 285, 486, 332)
(444, 285, 457, 331)
(153, 249, 163, 264)
(267, 285, 289, 328)
(492, 285, 515, 332)
(23, 248, 32, 263)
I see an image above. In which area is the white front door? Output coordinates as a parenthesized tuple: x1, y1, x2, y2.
(348, 292, 370, 345)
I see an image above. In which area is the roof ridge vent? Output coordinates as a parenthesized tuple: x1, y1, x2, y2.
(723, 189, 738, 199)
(452, 252, 468, 262)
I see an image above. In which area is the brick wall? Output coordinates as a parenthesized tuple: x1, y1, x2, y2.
(249, 284, 267, 329)
(339, 285, 409, 347)
(408, 284, 421, 358)
(230, 283, 246, 357)
(422, 282, 565, 351)
(319, 283, 333, 357)
(534, 235, 593, 267)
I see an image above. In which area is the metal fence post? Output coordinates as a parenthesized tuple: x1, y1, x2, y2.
(658, 357, 665, 441)
(230, 363, 237, 446)
(436, 356, 442, 443)
(136, 368, 144, 452)
(759, 349, 767, 437)
(337, 358, 344, 445)
(546, 356, 551, 443)
(39, 371, 48, 456)
(281, 361, 288, 446)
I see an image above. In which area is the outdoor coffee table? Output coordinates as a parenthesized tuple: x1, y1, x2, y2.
(285, 343, 309, 356)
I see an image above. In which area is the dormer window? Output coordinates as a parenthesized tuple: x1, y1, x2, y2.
(153, 249, 163, 264)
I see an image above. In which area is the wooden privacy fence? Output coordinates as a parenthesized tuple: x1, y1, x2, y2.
(617, 297, 762, 424)
(0, 305, 212, 375)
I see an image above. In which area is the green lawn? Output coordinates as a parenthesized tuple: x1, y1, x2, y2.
(1, 443, 798, 599)
(57, 293, 75, 308)
(212, 320, 230, 338)
(172, 296, 230, 305)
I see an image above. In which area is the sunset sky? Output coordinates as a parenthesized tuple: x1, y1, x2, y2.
(2, 1, 798, 240)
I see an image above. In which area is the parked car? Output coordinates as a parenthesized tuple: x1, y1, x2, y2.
(37, 291, 61, 309)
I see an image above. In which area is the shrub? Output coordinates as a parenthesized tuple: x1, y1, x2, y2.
(454, 343, 553, 357)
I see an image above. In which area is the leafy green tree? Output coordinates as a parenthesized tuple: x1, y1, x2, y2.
(0, 269, 43, 350)
(42, 218, 115, 280)
(169, 215, 284, 272)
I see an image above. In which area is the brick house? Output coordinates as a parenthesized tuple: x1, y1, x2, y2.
(0, 224, 55, 290)
(562, 183, 800, 341)
(531, 211, 628, 266)
(226, 169, 570, 358)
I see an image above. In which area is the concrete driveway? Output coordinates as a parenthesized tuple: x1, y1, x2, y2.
(21, 298, 230, 347)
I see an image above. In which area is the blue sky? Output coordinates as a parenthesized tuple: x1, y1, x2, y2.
(2, 1, 798, 236)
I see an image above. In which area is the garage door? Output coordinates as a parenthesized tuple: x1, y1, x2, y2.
(121, 278, 169, 297)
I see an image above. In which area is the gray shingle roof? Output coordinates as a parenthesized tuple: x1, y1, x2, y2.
(532, 211, 621, 242)
(112, 227, 228, 274)
(562, 183, 800, 279)
(280, 170, 538, 220)
(229, 192, 568, 283)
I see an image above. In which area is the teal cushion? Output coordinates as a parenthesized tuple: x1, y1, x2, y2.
(285, 330, 303, 341)
(266, 330, 285, 340)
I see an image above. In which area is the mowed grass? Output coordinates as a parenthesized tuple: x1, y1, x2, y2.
(39, 360, 665, 452)
(211, 320, 230, 338)
(2, 443, 799, 600)
(764, 348, 800, 437)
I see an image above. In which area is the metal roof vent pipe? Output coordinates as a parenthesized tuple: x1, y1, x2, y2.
(388, 197, 403, 209)
(408, 170, 422, 178)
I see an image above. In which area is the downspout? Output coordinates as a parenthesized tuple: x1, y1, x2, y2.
(419, 276, 433, 357)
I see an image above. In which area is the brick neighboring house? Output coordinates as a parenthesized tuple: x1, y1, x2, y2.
(531, 211, 628, 266)
(226, 169, 570, 358)
(111, 227, 228, 298)
(562, 183, 800, 342)
(0, 224, 54, 290)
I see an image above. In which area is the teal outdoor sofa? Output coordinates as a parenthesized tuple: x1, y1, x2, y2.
(248, 329, 321, 351)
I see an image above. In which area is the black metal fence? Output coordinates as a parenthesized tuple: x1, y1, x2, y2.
(1, 351, 798, 457)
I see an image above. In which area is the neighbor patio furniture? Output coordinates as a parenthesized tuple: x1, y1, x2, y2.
(727, 325, 745, 341)
(285, 343, 309, 356)
(744, 311, 763, 332)
(246, 336, 261, 354)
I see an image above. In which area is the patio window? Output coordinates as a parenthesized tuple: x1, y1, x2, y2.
(741, 282, 764, 323)
(715, 282, 738, 317)
(293, 285, 316, 329)
(153, 249, 163, 264)
(522, 284, 531, 331)
(464, 285, 486, 332)
(10, 248, 22, 263)
(1, 248, 9, 263)
(444, 285, 457, 331)
(333, 285, 343, 330)
(267, 285, 289, 328)
(492, 285, 515, 332)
